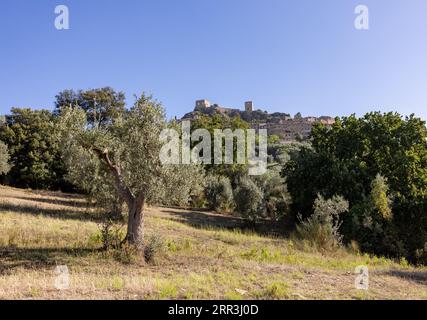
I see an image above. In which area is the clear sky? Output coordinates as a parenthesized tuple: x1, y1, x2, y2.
(1, 0, 426, 120)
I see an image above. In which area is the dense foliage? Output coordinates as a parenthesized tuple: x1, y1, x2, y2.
(54, 87, 126, 126)
(284, 112, 427, 262)
(1, 88, 426, 263)
(59, 93, 204, 244)
(296, 195, 349, 251)
(0, 140, 10, 175)
(0, 108, 67, 189)
(204, 175, 235, 211)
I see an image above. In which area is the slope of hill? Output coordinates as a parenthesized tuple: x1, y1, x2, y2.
(0, 186, 426, 300)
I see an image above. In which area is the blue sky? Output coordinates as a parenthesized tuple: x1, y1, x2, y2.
(1, 0, 426, 120)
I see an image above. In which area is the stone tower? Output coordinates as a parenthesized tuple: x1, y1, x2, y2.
(195, 99, 211, 110)
(245, 101, 253, 112)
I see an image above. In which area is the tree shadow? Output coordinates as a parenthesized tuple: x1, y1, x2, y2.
(0, 247, 97, 274)
(32, 190, 85, 200)
(1, 195, 90, 209)
(160, 208, 289, 237)
(0, 201, 103, 222)
(384, 270, 427, 286)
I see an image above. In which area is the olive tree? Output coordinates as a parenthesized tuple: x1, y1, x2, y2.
(59, 93, 203, 245)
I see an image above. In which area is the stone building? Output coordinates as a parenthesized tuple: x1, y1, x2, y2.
(245, 101, 253, 112)
(185, 99, 335, 143)
(195, 99, 211, 110)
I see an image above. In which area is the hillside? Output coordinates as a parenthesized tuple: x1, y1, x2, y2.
(0, 186, 426, 300)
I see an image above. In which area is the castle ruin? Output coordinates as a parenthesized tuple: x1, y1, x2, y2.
(185, 99, 335, 143)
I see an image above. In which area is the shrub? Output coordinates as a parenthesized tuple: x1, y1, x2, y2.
(234, 177, 263, 222)
(100, 219, 125, 250)
(253, 168, 291, 221)
(296, 194, 349, 251)
(144, 234, 164, 263)
(156, 164, 206, 207)
(204, 175, 234, 211)
(343, 174, 405, 258)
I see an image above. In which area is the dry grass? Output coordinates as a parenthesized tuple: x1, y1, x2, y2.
(0, 185, 426, 300)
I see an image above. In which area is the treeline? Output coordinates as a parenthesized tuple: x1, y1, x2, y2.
(284, 114, 427, 263)
(0, 87, 125, 190)
(0, 87, 426, 264)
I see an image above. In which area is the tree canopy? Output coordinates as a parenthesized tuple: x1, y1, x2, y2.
(59, 93, 204, 245)
(285, 112, 427, 215)
(54, 87, 126, 126)
(0, 140, 10, 176)
(0, 108, 66, 189)
(283, 112, 427, 261)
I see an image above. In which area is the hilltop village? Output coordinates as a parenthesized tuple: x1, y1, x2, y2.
(182, 99, 335, 142)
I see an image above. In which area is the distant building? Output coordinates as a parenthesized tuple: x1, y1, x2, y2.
(187, 99, 335, 142)
(195, 99, 211, 109)
(245, 101, 253, 112)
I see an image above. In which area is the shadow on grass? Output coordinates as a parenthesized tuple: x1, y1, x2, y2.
(385, 270, 427, 286)
(32, 190, 85, 200)
(1, 195, 90, 209)
(161, 208, 290, 238)
(0, 246, 97, 273)
(0, 201, 103, 222)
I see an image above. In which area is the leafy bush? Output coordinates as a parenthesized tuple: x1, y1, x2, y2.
(234, 176, 263, 222)
(344, 175, 404, 258)
(204, 175, 234, 211)
(296, 195, 349, 251)
(158, 164, 206, 207)
(253, 168, 291, 221)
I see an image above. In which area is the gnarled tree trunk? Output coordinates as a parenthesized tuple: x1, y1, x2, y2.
(92, 147, 146, 246)
(126, 193, 145, 244)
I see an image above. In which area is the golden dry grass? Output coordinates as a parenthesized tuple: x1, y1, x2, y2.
(0, 185, 426, 300)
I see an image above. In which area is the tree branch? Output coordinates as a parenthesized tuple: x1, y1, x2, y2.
(89, 145, 134, 204)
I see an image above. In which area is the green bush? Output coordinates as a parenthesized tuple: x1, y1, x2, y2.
(296, 195, 349, 251)
(343, 175, 406, 259)
(204, 175, 234, 211)
(234, 177, 263, 222)
(253, 169, 292, 221)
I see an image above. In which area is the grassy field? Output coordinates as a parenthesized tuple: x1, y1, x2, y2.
(0, 185, 426, 300)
